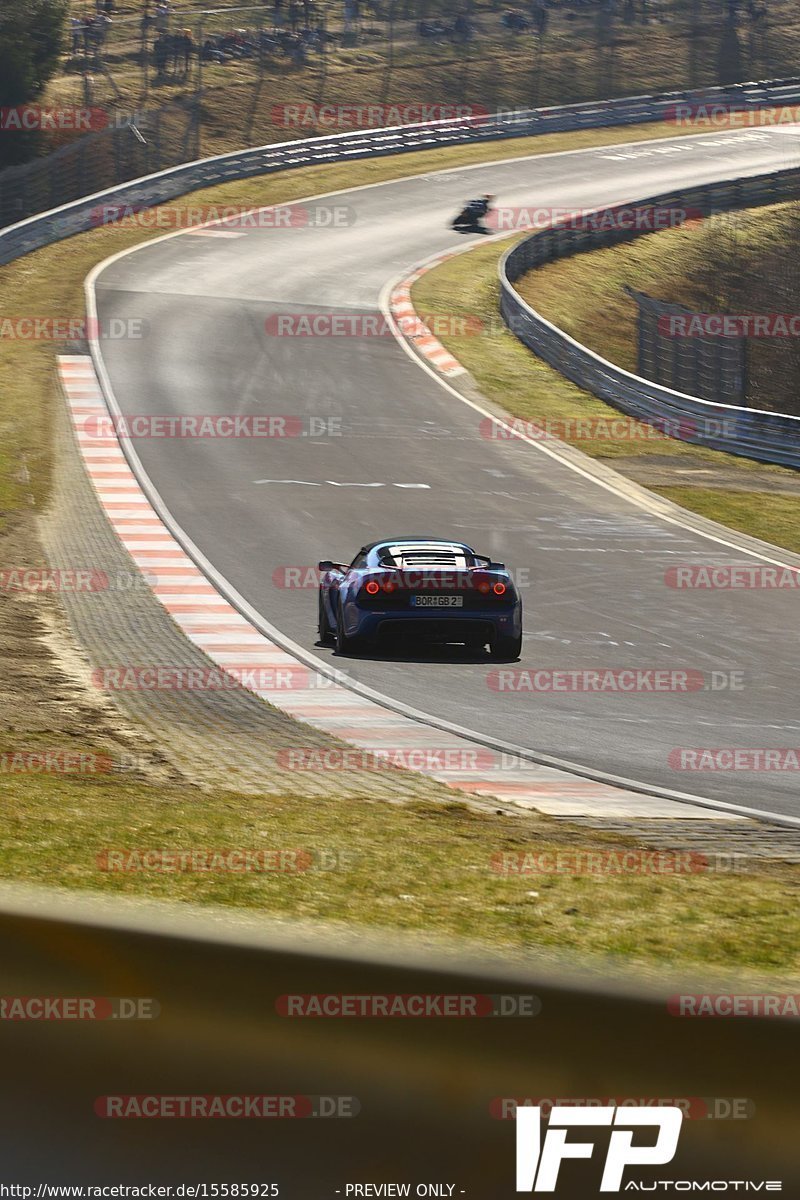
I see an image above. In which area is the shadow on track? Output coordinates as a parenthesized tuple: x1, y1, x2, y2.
(316, 641, 494, 665)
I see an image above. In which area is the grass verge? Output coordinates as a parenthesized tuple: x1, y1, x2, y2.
(3, 766, 800, 980)
(655, 488, 800, 554)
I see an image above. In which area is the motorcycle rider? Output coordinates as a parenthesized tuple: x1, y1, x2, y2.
(452, 194, 494, 233)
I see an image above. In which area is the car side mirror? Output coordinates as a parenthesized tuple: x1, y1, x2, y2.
(488, 561, 506, 570)
(318, 560, 336, 572)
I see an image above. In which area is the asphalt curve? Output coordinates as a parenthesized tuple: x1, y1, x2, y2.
(91, 126, 800, 817)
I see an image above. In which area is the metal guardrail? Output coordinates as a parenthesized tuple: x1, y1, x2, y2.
(500, 168, 800, 470)
(5, 74, 800, 262)
(0, 884, 797, 1190)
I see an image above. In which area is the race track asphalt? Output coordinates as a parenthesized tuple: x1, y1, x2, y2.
(91, 125, 800, 816)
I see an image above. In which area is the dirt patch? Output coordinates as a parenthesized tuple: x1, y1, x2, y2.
(0, 507, 183, 784)
(0, 510, 98, 736)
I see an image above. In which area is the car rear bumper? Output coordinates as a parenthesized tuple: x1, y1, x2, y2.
(349, 606, 521, 644)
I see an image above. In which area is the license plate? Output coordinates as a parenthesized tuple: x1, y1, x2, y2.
(410, 595, 463, 608)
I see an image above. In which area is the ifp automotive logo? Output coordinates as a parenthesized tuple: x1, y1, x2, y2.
(516, 1105, 682, 1192)
(515, 1105, 782, 1192)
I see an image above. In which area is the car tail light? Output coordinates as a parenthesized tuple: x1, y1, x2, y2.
(362, 573, 398, 598)
(470, 570, 510, 598)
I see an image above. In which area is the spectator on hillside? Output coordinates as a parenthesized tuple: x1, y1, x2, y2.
(274, 0, 284, 26)
(201, 37, 227, 62)
(93, 11, 112, 46)
(289, 0, 300, 31)
(70, 15, 82, 53)
(155, 1, 170, 32)
(344, 0, 359, 34)
(82, 14, 96, 50)
(140, 6, 154, 51)
(177, 28, 194, 72)
(453, 11, 471, 39)
(501, 9, 529, 32)
(218, 29, 245, 55)
(153, 32, 170, 71)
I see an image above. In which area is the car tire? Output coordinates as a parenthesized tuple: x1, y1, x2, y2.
(318, 592, 335, 646)
(489, 632, 522, 662)
(335, 603, 362, 656)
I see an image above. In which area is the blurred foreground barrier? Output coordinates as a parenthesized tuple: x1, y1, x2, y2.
(0, 884, 797, 1193)
(500, 168, 800, 469)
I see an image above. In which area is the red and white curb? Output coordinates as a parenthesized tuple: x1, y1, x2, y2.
(389, 255, 466, 377)
(185, 228, 245, 238)
(57, 354, 737, 820)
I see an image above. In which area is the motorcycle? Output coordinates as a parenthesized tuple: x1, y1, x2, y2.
(451, 197, 493, 233)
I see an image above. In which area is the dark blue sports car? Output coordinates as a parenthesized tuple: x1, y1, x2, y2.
(317, 537, 522, 660)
